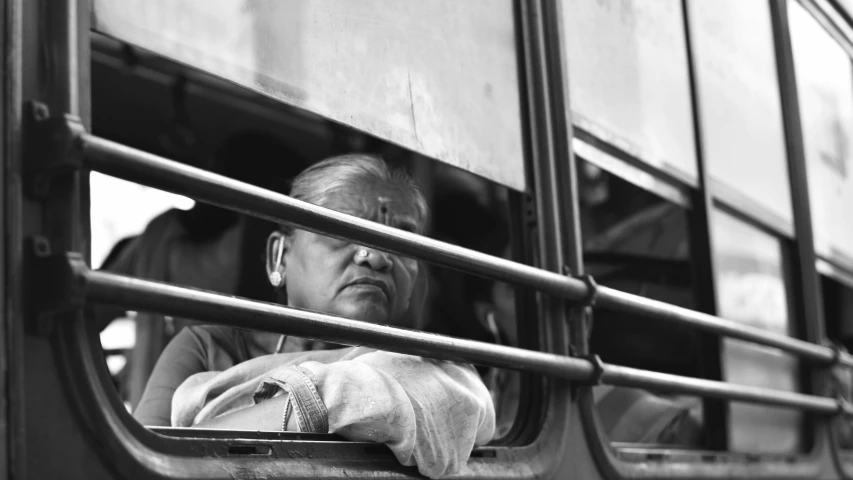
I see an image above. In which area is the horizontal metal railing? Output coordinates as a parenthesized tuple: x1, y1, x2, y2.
(76, 131, 853, 369)
(64, 257, 846, 416)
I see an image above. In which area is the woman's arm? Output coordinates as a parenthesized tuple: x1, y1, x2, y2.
(133, 327, 208, 426)
(193, 393, 297, 431)
(253, 353, 495, 478)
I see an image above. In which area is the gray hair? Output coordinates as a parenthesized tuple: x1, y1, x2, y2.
(283, 154, 429, 234)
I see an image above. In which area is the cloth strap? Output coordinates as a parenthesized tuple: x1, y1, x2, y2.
(254, 365, 329, 433)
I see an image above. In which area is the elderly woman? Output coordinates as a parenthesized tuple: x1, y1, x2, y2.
(133, 154, 495, 478)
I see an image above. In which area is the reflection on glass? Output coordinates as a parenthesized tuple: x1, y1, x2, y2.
(711, 209, 801, 453)
(688, 0, 792, 228)
(93, 0, 526, 190)
(562, 0, 697, 183)
(790, 2, 853, 269)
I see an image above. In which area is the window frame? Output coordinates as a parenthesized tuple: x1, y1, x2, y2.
(12, 0, 850, 479)
(795, 0, 853, 471)
(11, 0, 586, 479)
(572, 0, 836, 477)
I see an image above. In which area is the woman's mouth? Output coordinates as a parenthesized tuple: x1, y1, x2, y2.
(347, 277, 391, 300)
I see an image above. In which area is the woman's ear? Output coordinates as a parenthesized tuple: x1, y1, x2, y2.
(266, 231, 288, 287)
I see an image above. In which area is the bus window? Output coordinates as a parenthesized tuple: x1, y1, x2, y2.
(687, 0, 793, 233)
(92, 0, 526, 191)
(578, 158, 704, 448)
(90, 35, 527, 446)
(90, 41, 329, 408)
(562, 0, 697, 184)
(789, 1, 853, 272)
(710, 209, 800, 453)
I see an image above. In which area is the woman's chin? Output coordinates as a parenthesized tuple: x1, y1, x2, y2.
(338, 303, 390, 325)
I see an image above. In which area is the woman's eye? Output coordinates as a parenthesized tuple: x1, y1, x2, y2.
(395, 222, 418, 233)
(320, 235, 350, 249)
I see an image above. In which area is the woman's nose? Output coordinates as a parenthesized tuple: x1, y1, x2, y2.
(354, 247, 393, 272)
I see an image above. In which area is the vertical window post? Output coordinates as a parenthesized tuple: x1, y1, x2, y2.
(770, 0, 832, 453)
(681, 0, 729, 451)
(14, 0, 92, 478)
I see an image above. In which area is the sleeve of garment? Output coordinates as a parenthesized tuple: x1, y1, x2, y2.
(91, 236, 141, 332)
(133, 327, 209, 426)
(254, 351, 496, 479)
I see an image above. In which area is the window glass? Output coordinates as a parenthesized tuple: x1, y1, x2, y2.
(688, 0, 793, 230)
(579, 159, 704, 448)
(790, 2, 853, 270)
(711, 209, 801, 453)
(425, 162, 520, 441)
(92, 0, 526, 191)
(562, 0, 697, 184)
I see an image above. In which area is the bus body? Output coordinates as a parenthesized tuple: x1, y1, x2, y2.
(4, 0, 853, 479)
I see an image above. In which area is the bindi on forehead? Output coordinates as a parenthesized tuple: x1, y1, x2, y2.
(321, 183, 421, 228)
(378, 196, 390, 215)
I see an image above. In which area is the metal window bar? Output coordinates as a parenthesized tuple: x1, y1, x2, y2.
(65, 128, 853, 369)
(55, 254, 848, 416)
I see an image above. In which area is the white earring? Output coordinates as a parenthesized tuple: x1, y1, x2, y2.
(268, 233, 286, 287)
(356, 248, 369, 258)
(270, 270, 284, 287)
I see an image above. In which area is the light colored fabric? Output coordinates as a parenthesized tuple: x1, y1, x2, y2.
(172, 345, 358, 427)
(484, 367, 519, 439)
(172, 346, 495, 478)
(594, 385, 703, 446)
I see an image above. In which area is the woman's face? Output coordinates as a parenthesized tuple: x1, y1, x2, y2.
(281, 179, 421, 325)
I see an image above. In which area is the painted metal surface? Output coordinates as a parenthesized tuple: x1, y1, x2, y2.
(561, 0, 698, 185)
(91, 0, 527, 191)
(790, 1, 853, 273)
(688, 0, 794, 233)
(834, 0, 853, 21)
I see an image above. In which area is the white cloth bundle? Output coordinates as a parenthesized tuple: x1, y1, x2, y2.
(171, 346, 496, 478)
